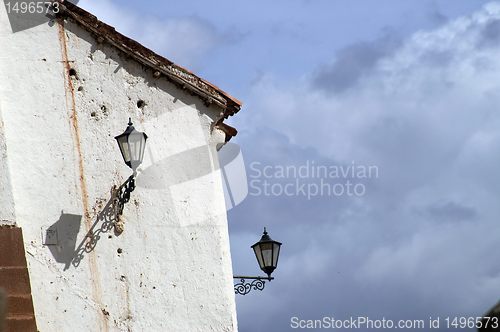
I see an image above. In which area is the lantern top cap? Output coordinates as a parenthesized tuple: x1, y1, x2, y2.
(252, 227, 282, 248)
(124, 118, 137, 134)
(115, 118, 148, 140)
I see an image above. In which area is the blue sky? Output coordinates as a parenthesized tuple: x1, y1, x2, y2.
(81, 1, 500, 331)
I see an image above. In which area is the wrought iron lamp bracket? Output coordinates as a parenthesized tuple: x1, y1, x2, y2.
(114, 174, 136, 216)
(233, 276, 274, 295)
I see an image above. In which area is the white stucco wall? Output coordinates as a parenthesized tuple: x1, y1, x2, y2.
(0, 7, 237, 332)
(0, 102, 16, 225)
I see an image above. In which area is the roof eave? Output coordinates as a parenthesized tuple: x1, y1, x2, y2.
(55, 0, 242, 121)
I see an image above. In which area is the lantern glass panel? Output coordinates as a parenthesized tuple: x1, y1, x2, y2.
(117, 135, 131, 164)
(129, 135, 139, 160)
(253, 244, 264, 270)
(128, 131, 143, 168)
(139, 134, 146, 164)
(260, 242, 274, 268)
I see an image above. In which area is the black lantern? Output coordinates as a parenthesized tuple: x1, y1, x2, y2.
(233, 227, 282, 295)
(252, 228, 282, 278)
(115, 118, 148, 171)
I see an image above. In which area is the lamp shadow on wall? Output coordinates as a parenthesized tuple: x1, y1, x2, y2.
(47, 145, 241, 270)
(46, 182, 125, 270)
(69, 187, 120, 270)
(46, 212, 82, 270)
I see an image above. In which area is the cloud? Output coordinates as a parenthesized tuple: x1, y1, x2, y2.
(135, 17, 221, 70)
(231, 2, 500, 331)
(427, 1, 448, 25)
(478, 17, 500, 47)
(312, 32, 401, 94)
(417, 200, 478, 222)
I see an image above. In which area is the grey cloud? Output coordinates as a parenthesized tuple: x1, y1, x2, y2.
(429, 9, 447, 26)
(478, 18, 500, 48)
(229, 127, 360, 237)
(417, 200, 478, 222)
(427, 1, 448, 25)
(419, 49, 454, 66)
(312, 33, 401, 94)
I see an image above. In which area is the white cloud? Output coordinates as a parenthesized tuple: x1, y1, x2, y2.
(240, 2, 500, 164)
(233, 2, 500, 328)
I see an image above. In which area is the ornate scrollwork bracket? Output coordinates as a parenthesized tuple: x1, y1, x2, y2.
(233, 276, 274, 295)
(114, 174, 136, 216)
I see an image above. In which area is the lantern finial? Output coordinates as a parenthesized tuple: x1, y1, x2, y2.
(128, 117, 133, 126)
(263, 227, 267, 235)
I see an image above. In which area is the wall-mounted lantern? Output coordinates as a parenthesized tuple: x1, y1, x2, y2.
(114, 118, 148, 217)
(252, 227, 282, 278)
(234, 228, 282, 295)
(115, 118, 148, 171)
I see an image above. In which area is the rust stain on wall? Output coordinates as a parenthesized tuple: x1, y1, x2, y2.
(57, 18, 109, 332)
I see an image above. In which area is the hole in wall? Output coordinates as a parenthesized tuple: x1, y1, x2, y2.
(77, 86, 84, 92)
(137, 100, 145, 109)
(69, 68, 77, 77)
